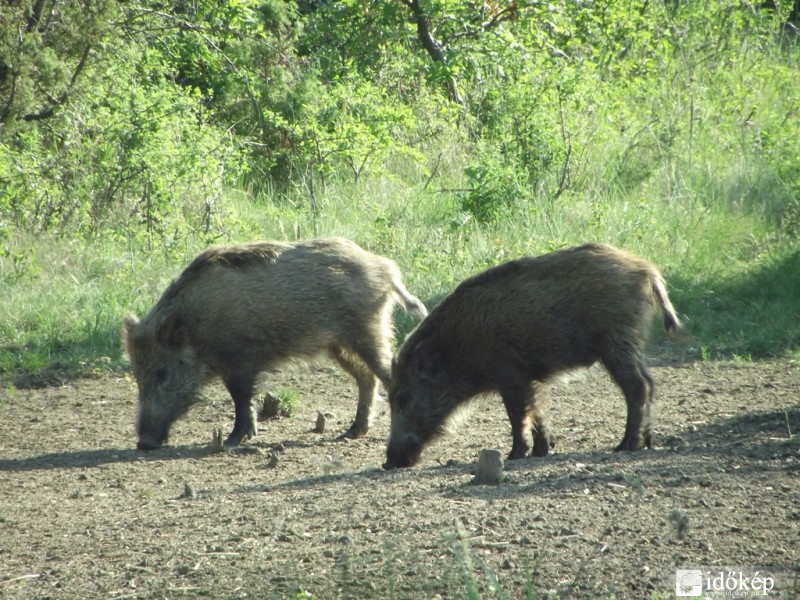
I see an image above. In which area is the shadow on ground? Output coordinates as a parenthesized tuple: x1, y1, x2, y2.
(235, 407, 800, 499)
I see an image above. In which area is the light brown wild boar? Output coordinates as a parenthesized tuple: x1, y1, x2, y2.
(384, 243, 688, 469)
(123, 238, 427, 450)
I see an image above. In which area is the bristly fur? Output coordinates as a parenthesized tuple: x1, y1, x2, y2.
(386, 243, 688, 468)
(188, 243, 288, 271)
(124, 237, 427, 449)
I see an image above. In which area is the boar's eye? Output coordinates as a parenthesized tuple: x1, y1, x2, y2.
(390, 389, 408, 408)
(415, 356, 438, 383)
(154, 366, 168, 384)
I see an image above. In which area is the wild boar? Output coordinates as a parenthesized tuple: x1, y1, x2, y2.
(384, 243, 687, 469)
(123, 238, 427, 450)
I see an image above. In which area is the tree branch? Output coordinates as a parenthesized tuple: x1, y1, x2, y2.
(449, 2, 519, 41)
(400, 0, 464, 105)
(787, 0, 800, 26)
(23, 43, 91, 122)
(25, 0, 50, 33)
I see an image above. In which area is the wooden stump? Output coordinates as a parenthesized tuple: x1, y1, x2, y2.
(258, 392, 282, 420)
(210, 427, 225, 453)
(472, 448, 504, 485)
(314, 411, 327, 434)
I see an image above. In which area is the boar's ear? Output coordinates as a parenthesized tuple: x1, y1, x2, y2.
(417, 357, 437, 381)
(410, 344, 438, 382)
(156, 316, 187, 349)
(122, 315, 140, 359)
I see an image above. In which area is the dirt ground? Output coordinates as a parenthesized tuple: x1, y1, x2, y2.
(1, 357, 799, 599)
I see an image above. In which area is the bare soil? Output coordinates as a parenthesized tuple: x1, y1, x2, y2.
(1, 358, 799, 599)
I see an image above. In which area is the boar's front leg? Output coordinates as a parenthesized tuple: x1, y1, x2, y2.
(501, 381, 555, 460)
(223, 371, 258, 446)
(500, 381, 534, 460)
(330, 344, 384, 439)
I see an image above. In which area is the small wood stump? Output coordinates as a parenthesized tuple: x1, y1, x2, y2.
(258, 392, 282, 420)
(314, 411, 326, 434)
(210, 427, 225, 453)
(180, 482, 196, 499)
(471, 448, 504, 485)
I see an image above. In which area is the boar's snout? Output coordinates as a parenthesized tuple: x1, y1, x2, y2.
(383, 434, 423, 469)
(136, 418, 170, 451)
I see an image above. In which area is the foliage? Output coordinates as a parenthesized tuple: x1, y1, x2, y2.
(459, 162, 521, 224)
(2, 0, 800, 379)
(0, 2, 244, 245)
(289, 76, 425, 189)
(260, 387, 300, 419)
(4, 0, 797, 234)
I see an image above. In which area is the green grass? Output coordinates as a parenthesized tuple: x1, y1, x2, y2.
(0, 234, 176, 382)
(3, 29, 800, 383)
(2, 177, 798, 385)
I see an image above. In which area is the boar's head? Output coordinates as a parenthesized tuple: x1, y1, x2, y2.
(123, 314, 206, 450)
(384, 333, 465, 469)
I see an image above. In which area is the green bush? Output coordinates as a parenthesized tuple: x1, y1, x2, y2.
(2, 0, 800, 381)
(459, 163, 521, 224)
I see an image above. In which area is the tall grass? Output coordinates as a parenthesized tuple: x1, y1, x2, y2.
(2, 15, 800, 383)
(0, 235, 171, 381)
(2, 168, 797, 385)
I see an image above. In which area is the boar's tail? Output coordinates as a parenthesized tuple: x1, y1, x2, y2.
(651, 271, 690, 343)
(390, 273, 428, 321)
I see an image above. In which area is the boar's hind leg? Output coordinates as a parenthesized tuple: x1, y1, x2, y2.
(641, 367, 655, 449)
(330, 344, 384, 440)
(500, 381, 554, 460)
(530, 383, 556, 457)
(603, 351, 654, 452)
(223, 372, 258, 446)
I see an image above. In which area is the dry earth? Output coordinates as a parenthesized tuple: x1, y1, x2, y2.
(1, 358, 799, 599)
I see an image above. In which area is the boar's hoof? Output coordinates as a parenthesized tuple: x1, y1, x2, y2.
(337, 424, 368, 441)
(224, 429, 254, 447)
(136, 437, 163, 451)
(224, 420, 257, 447)
(614, 434, 643, 452)
(507, 445, 530, 461)
(531, 427, 557, 457)
(643, 429, 654, 449)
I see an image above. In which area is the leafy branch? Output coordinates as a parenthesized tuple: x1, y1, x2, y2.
(399, 0, 464, 105)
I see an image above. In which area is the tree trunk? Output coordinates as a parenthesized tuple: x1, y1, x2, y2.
(788, 0, 800, 26)
(400, 0, 464, 105)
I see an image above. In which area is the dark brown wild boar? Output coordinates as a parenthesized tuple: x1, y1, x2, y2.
(123, 238, 427, 450)
(384, 243, 688, 469)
